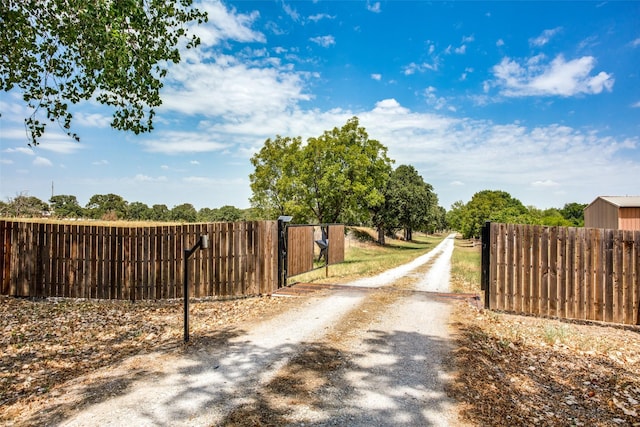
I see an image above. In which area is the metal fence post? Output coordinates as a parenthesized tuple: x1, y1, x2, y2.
(481, 221, 491, 309)
(277, 216, 292, 288)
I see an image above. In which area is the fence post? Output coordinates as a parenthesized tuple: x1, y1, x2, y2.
(277, 217, 292, 288)
(481, 221, 491, 309)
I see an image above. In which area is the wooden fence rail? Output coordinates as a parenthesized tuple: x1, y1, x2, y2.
(482, 222, 640, 325)
(0, 220, 278, 300)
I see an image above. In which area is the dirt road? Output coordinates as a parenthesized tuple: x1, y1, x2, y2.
(61, 234, 464, 426)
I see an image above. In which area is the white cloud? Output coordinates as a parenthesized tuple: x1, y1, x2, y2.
(182, 176, 244, 185)
(75, 112, 111, 128)
(496, 39, 505, 47)
(308, 13, 334, 23)
(37, 140, 84, 154)
(217, 98, 635, 209)
(92, 160, 109, 165)
(460, 67, 474, 81)
(281, 1, 300, 22)
(371, 73, 382, 81)
(4, 147, 35, 155)
(454, 45, 467, 54)
(403, 61, 438, 75)
(133, 174, 167, 182)
(367, 1, 381, 13)
(190, 160, 200, 165)
(190, 2, 265, 47)
(531, 180, 560, 187)
(424, 87, 448, 110)
(630, 38, 640, 47)
(492, 55, 614, 97)
(162, 56, 312, 118)
(632, 101, 640, 108)
(529, 27, 562, 47)
(0, 159, 13, 165)
(33, 157, 52, 167)
(140, 131, 229, 154)
(310, 35, 335, 48)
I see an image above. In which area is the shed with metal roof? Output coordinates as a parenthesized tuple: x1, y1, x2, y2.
(584, 196, 640, 230)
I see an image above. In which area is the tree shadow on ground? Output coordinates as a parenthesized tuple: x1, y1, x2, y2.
(219, 330, 457, 426)
(46, 327, 458, 426)
(9, 327, 244, 427)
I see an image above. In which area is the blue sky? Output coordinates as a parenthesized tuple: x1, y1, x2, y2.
(1, 0, 639, 212)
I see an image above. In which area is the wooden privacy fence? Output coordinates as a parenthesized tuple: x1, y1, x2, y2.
(0, 220, 278, 300)
(481, 222, 640, 325)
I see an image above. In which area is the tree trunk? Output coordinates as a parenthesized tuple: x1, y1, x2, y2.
(404, 228, 412, 241)
(377, 226, 385, 245)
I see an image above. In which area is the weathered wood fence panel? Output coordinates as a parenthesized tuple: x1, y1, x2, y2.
(484, 222, 640, 325)
(0, 220, 278, 300)
(287, 226, 314, 277)
(327, 224, 345, 265)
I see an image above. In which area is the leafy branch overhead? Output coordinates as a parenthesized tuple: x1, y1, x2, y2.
(0, 0, 207, 145)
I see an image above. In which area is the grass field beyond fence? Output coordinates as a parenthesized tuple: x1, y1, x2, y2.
(290, 229, 445, 284)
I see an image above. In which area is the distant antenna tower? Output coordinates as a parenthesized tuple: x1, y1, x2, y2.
(51, 181, 54, 199)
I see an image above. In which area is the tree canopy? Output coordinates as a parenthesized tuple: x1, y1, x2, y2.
(249, 136, 304, 220)
(249, 117, 394, 225)
(1, 0, 207, 145)
(383, 165, 438, 241)
(299, 117, 393, 224)
(447, 190, 587, 238)
(2, 192, 252, 223)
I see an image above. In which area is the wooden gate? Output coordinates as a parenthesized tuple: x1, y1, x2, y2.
(282, 224, 345, 285)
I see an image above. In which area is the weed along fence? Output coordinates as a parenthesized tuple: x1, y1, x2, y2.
(481, 222, 640, 325)
(0, 220, 278, 300)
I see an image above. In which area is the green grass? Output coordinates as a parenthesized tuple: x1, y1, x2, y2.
(450, 236, 482, 294)
(289, 230, 445, 285)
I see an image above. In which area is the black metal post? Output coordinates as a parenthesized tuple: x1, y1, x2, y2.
(277, 217, 292, 288)
(183, 248, 190, 342)
(481, 221, 491, 309)
(183, 235, 209, 343)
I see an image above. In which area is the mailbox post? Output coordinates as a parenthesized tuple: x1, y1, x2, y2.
(183, 234, 209, 343)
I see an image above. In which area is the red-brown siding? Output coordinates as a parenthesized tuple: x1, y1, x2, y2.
(619, 207, 640, 231)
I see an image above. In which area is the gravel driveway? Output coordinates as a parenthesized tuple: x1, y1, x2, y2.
(61, 234, 464, 426)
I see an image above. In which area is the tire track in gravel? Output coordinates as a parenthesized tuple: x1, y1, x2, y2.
(61, 235, 460, 427)
(223, 233, 464, 426)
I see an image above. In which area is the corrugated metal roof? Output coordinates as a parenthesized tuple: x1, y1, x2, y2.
(597, 196, 640, 207)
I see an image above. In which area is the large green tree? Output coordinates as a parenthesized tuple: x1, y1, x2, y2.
(4, 193, 49, 217)
(383, 165, 437, 241)
(85, 193, 128, 220)
(249, 118, 393, 225)
(459, 190, 528, 238)
(1, 0, 207, 145)
(49, 194, 83, 218)
(150, 204, 171, 221)
(171, 203, 197, 223)
(127, 201, 152, 221)
(249, 136, 304, 220)
(561, 202, 587, 226)
(297, 117, 393, 224)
